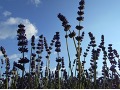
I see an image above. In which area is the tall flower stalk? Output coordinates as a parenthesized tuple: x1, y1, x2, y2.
(54, 32, 62, 89)
(17, 24, 29, 88)
(36, 35, 44, 83)
(57, 13, 73, 76)
(75, 0, 85, 88)
(0, 46, 10, 89)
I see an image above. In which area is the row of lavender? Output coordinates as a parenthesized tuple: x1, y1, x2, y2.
(0, 0, 120, 89)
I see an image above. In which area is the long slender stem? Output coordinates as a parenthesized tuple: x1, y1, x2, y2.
(78, 43, 81, 88)
(94, 60, 96, 88)
(58, 63, 60, 89)
(78, 21, 82, 88)
(45, 58, 48, 88)
(56, 52, 60, 89)
(73, 37, 77, 50)
(22, 46, 25, 88)
(103, 58, 107, 89)
(22, 45, 25, 77)
(28, 48, 32, 89)
(75, 59, 77, 77)
(47, 55, 50, 88)
(37, 55, 40, 83)
(22, 52, 25, 77)
(5, 59, 8, 89)
(65, 31, 72, 77)
(29, 48, 32, 74)
(93, 48, 96, 89)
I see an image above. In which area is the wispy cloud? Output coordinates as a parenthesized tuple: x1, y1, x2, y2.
(3, 11, 12, 17)
(31, 0, 41, 7)
(8, 54, 21, 61)
(0, 17, 38, 40)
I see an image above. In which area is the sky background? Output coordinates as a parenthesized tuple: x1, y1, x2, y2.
(0, 0, 120, 77)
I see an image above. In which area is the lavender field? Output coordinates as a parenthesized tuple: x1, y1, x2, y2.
(0, 0, 120, 89)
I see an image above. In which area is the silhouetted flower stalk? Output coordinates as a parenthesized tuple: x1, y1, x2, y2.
(61, 57, 65, 79)
(57, 13, 80, 79)
(0, 46, 10, 89)
(109, 46, 120, 88)
(17, 24, 29, 88)
(108, 44, 115, 88)
(29, 35, 35, 74)
(54, 32, 62, 89)
(102, 51, 108, 89)
(88, 32, 100, 88)
(93, 49, 97, 88)
(57, 13, 73, 77)
(113, 49, 120, 87)
(36, 35, 44, 83)
(35, 35, 44, 88)
(31, 53, 39, 89)
(113, 49, 120, 75)
(44, 36, 52, 88)
(99, 35, 109, 88)
(47, 33, 56, 70)
(75, 0, 85, 88)
(28, 35, 36, 88)
(82, 44, 91, 78)
(66, 32, 72, 76)
(30, 38, 36, 76)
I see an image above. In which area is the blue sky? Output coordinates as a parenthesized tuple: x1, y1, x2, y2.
(0, 0, 120, 76)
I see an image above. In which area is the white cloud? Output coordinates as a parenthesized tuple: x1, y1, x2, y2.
(31, 0, 41, 7)
(3, 11, 12, 17)
(8, 54, 21, 61)
(0, 17, 38, 40)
